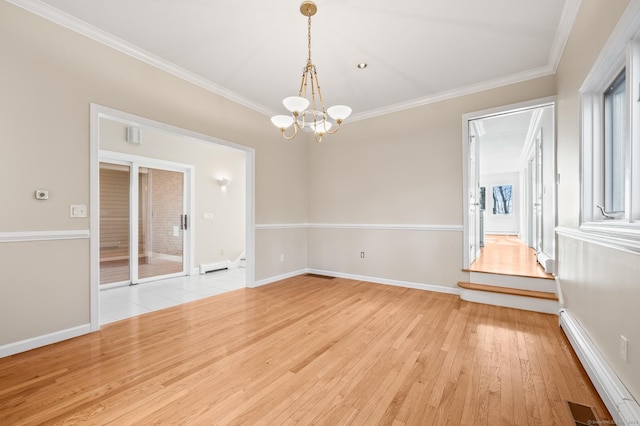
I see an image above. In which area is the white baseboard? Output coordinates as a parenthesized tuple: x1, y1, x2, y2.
(252, 268, 461, 296)
(251, 269, 308, 288)
(559, 309, 640, 425)
(305, 269, 462, 295)
(0, 324, 91, 359)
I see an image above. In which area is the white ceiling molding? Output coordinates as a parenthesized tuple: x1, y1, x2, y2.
(7, 0, 580, 121)
(5, 0, 275, 117)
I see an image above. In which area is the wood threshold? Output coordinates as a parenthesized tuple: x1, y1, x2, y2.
(458, 281, 559, 300)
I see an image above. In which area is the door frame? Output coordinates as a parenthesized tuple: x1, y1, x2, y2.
(89, 104, 256, 331)
(461, 96, 555, 269)
(99, 153, 194, 287)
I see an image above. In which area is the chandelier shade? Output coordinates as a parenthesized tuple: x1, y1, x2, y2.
(271, 1, 351, 143)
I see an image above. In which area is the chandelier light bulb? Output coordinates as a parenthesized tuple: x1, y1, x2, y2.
(283, 96, 310, 114)
(327, 105, 352, 122)
(271, 115, 294, 129)
(311, 121, 332, 134)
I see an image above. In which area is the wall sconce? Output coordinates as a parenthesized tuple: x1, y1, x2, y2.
(216, 178, 230, 188)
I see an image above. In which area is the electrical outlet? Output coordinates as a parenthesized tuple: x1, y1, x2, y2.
(220, 249, 224, 256)
(280, 254, 284, 262)
(360, 251, 365, 258)
(620, 335, 629, 363)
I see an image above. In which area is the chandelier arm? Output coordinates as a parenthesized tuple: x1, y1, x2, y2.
(325, 121, 342, 135)
(309, 69, 317, 122)
(298, 67, 308, 98)
(312, 67, 327, 114)
(281, 123, 299, 140)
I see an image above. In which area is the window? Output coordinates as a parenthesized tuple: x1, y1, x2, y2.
(581, 26, 640, 240)
(602, 70, 626, 215)
(492, 185, 513, 215)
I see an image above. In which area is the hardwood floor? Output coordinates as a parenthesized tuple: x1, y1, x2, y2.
(0, 275, 610, 424)
(469, 235, 554, 279)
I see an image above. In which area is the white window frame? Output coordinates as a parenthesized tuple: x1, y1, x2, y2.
(580, 15, 640, 243)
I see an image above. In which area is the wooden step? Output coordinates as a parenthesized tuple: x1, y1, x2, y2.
(457, 281, 558, 301)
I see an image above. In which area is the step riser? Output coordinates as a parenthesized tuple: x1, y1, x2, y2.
(460, 289, 559, 315)
(469, 272, 556, 293)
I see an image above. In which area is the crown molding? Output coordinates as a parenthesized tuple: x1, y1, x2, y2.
(5, 0, 275, 117)
(348, 65, 556, 123)
(547, 0, 582, 74)
(8, 0, 580, 122)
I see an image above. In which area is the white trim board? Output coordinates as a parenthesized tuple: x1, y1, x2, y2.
(0, 230, 90, 243)
(253, 268, 462, 296)
(0, 324, 91, 359)
(256, 223, 463, 232)
(557, 226, 640, 255)
(559, 309, 640, 426)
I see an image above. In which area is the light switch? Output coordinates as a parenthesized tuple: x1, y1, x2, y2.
(203, 212, 214, 220)
(70, 204, 87, 218)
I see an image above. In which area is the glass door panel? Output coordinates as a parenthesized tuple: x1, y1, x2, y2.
(136, 167, 185, 281)
(99, 163, 131, 285)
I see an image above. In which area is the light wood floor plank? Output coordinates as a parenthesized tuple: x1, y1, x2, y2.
(0, 276, 611, 425)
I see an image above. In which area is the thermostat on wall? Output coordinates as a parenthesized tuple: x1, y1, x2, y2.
(35, 189, 49, 200)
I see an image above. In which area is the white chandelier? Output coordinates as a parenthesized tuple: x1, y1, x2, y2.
(270, 1, 352, 143)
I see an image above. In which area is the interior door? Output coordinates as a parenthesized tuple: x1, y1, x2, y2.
(468, 126, 481, 264)
(99, 161, 188, 286)
(534, 132, 543, 257)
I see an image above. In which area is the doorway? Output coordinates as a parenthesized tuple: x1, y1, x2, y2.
(462, 97, 556, 277)
(99, 160, 190, 287)
(89, 104, 256, 331)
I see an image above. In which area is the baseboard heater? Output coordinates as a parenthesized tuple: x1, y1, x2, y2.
(559, 309, 640, 426)
(199, 260, 230, 275)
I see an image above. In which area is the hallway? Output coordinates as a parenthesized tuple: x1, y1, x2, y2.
(469, 235, 553, 279)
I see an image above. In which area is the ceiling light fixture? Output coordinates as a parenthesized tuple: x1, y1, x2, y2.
(270, 1, 351, 143)
(357, 63, 368, 69)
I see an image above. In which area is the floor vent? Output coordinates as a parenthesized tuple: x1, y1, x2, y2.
(304, 273, 335, 280)
(567, 401, 598, 426)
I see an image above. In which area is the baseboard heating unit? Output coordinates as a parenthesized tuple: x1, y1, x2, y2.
(199, 261, 230, 275)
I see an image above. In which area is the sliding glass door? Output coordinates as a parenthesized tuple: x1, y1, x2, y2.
(100, 159, 189, 286)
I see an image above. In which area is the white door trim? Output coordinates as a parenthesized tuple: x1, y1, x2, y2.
(89, 103, 256, 331)
(461, 96, 556, 269)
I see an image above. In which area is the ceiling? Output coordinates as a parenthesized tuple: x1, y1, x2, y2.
(476, 110, 534, 175)
(25, 0, 577, 121)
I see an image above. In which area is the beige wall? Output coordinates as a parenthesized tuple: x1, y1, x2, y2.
(0, 1, 308, 347)
(307, 76, 555, 288)
(555, 0, 639, 401)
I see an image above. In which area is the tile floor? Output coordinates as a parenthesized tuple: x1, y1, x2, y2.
(100, 267, 246, 324)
